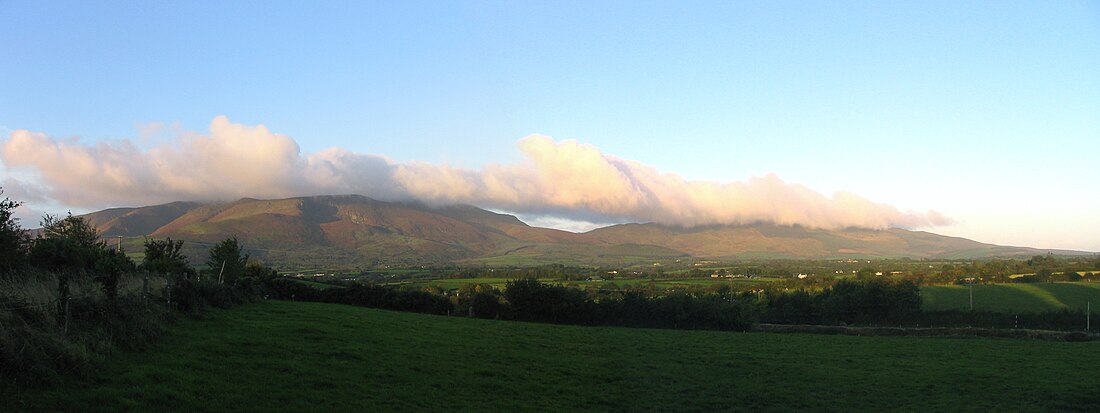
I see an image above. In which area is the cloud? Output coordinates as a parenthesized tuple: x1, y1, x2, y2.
(0, 116, 951, 230)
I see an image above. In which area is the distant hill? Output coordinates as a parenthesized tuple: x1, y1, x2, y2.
(79, 195, 1088, 268)
(83, 201, 201, 237)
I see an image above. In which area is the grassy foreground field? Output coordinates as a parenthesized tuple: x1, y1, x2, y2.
(10, 300, 1098, 412)
(922, 282, 1100, 313)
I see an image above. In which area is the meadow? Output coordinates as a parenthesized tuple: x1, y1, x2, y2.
(378, 276, 783, 291)
(10, 300, 1098, 412)
(381, 277, 555, 290)
(922, 282, 1100, 313)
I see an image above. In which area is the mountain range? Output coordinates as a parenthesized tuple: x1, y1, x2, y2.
(80, 195, 1084, 268)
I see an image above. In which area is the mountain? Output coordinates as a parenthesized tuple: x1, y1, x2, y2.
(80, 195, 1086, 268)
(83, 201, 201, 237)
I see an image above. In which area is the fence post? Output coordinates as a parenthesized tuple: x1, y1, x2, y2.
(165, 274, 172, 309)
(56, 272, 71, 335)
(142, 271, 150, 305)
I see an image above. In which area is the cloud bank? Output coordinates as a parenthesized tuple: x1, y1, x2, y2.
(1, 116, 950, 230)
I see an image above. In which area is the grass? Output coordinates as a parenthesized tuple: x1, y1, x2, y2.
(382, 277, 551, 290)
(921, 282, 1100, 313)
(10, 300, 1099, 412)
(1, 271, 171, 386)
(385, 276, 782, 291)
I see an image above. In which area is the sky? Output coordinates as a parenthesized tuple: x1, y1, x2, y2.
(1, 1, 1098, 251)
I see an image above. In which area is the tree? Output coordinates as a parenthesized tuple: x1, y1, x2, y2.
(40, 213, 101, 248)
(1059, 270, 1080, 281)
(0, 188, 29, 269)
(503, 278, 592, 324)
(142, 237, 194, 276)
(243, 262, 278, 280)
(1035, 268, 1053, 281)
(469, 292, 502, 319)
(29, 213, 105, 272)
(1027, 254, 1057, 269)
(206, 237, 248, 283)
(28, 213, 133, 297)
(856, 267, 877, 280)
(821, 277, 921, 324)
(92, 246, 134, 298)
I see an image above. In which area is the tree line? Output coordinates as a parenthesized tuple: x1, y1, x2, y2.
(265, 274, 926, 332)
(1, 188, 275, 386)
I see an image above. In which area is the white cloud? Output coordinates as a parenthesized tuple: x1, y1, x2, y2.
(0, 116, 950, 230)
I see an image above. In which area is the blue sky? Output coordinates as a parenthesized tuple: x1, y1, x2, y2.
(1, 1, 1098, 251)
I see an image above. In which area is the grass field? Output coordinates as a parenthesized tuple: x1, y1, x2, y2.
(383, 277, 556, 290)
(384, 276, 782, 291)
(10, 300, 1099, 412)
(922, 282, 1100, 313)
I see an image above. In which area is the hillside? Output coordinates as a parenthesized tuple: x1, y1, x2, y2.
(79, 195, 1085, 267)
(14, 300, 1098, 412)
(82, 201, 201, 237)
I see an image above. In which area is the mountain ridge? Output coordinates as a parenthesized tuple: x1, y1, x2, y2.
(79, 195, 1089, 267)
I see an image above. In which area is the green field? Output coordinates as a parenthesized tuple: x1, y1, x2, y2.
(385, 276, 782, 291)
(383, 277, 555, 290)
(922, 282, 1100, 313)
(11, 300, 1099, 412)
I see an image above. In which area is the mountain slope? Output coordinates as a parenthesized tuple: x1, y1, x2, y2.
(83, 201, 201, 237)
(78, 195, 1086, 267)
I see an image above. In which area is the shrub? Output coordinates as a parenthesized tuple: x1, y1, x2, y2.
(0, 272, 170, 386)
(469, 292, 502, 319)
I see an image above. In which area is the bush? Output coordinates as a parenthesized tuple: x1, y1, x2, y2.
(264, 278, 323, 301)
(503, 278, 595, 324)
(0, 314, 89, 386)
(263, 278, 454, 315)
(0, 189, 29, 270)
(67, 294, 169, 352)
(500, 278, 758, 331)
(469, 292, 502, 319)
(170, 278, 257, 314)
(0, 272, 170, 386)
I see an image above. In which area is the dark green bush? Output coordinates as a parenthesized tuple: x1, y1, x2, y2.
(0, 313, 89, 386)
(469, 292, 502, 319)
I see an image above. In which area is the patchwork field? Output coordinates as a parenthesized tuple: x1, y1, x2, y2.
(11, 300, 1098, 412)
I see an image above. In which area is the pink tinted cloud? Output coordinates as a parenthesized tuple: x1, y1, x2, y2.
(1, 116, 950, 229)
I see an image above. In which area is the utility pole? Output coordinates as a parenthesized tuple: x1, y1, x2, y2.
(218, 260, 226, 284)
(117, 236, 123, 252)
(969, 279, 974, 311)
(729, 272, 733, 302)
(1088, 301, 1091, 331)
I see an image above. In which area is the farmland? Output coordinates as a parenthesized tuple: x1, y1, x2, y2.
(378, 276, 783, 291)
(296, 269, 1100, 315)
(11, 300, 1099, 412)
(922, 282, 1100, 313)
(372, 274, 1100, 314)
